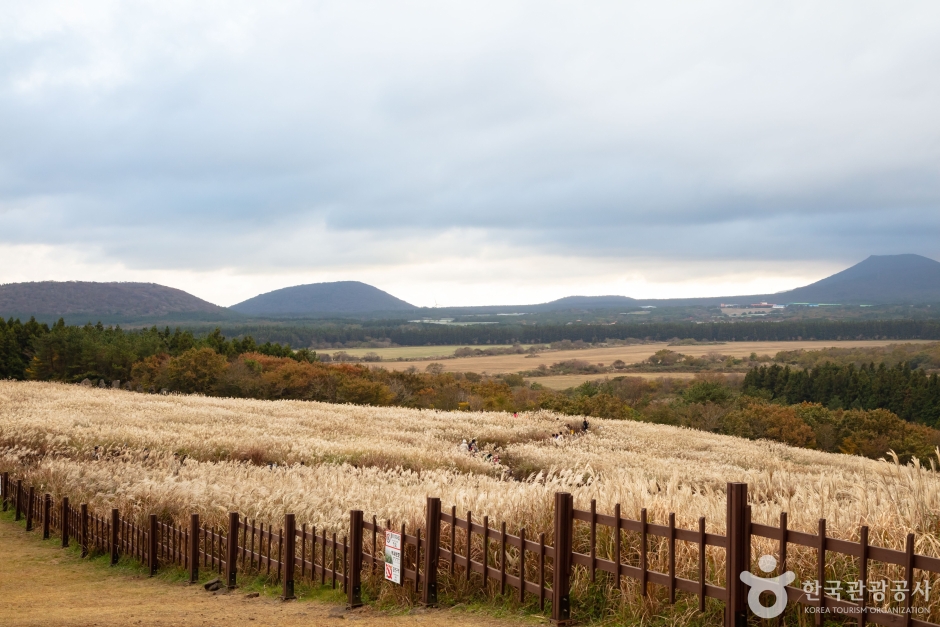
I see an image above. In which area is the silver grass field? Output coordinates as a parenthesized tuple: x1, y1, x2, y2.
(2, 380, 938, 621)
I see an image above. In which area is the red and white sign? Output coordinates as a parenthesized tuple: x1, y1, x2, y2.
(384, 530, 402, 584)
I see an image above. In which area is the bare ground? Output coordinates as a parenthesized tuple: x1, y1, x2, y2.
(0, 518, 532, 627)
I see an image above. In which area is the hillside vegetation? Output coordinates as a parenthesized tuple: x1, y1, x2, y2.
(3, 318, 940, 462)
(229, 280, 416, 316)
(2, 381, 938, 623)
(0, 282, 224, 318)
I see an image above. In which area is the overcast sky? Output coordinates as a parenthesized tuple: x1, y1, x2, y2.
(2, 2, 939, 307)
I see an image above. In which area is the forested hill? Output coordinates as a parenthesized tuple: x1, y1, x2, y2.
(229, 281, 416, 316)
(0, 282, 226, 320)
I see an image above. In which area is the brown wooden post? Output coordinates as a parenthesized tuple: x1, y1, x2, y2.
(816, 519, 826, 627)
(551, 492, 573, 625)
(148, 514, 158, 576)
(539, 532, 546, 611)
(80, 504, 89, 557)
(698, 516, 706, 613)
(26, 487, 35, 532)
(110, 509, 120, 565)
(61, 496, 70, 548)
(422, 497, 441, 606)
(282, 513, 296, 600)
(14, 479, 22, 521)
(189, 514, 199, 583)
(226, 512, 239, 588)
(859, 526, 869, 627)
(519, 527, 526, 603)
(1, 472, 8, 511)
(348, 510, 363, 608)
(640, 508, 648, 597)
(43, 494, 51, 539)
(725, 483, 748, 627)
(589, 499, 596, 583)
(904, 533, 915, 627)
(668, 512, 676, 604)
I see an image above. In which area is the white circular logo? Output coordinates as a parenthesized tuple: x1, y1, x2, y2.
(758, 554, 777, 573)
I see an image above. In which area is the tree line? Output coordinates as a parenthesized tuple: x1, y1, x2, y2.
(9, 318, 940, 361)
(0, 317, 310, 382)
(743, 362, 940, 427)
(201, 318, 940, 347)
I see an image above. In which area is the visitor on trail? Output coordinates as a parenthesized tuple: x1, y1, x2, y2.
(460, 439, 469, 452)
(582, 419, 589, 431)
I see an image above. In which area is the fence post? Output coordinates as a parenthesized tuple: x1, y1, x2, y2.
(422, 497, 441, 606)
(14, 479, 22, 521)
(725, 483, 749, 627)
(43, 494, 51, 539)
(226, 512, 239, 588)
(189, 514, 199, 584)
(61, 496, 70, 548)
(551, 492, 574, 625)
(80, 504, 89, 557)
(26, 487, 35, 531)
(281, 513, 296, 600)
(149, 514, 158, 576)
(1, 472, 7, 511)
(110, 509, 120, 565)
(347, 510, 363, 608)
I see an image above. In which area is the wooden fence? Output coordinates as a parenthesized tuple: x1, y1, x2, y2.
(2, 472, 938, 627)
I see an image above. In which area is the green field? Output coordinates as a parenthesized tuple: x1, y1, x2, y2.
(328, 345, 532, 360)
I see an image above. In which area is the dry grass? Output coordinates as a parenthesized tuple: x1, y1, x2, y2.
(2, 380, 939, 621)
(527, 373, 700, 389)
(376, 340, 932, 374)
(336, 345, 530, 359)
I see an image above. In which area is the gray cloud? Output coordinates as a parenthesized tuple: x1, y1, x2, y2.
(1, 1, 939, 301)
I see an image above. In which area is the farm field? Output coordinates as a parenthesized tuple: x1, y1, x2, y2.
(334, 345, 531, 359)
(374, 339, 932, 374)
(527, 372, 701, 389)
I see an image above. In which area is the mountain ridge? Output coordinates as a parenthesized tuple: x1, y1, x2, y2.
(3, 254, 939, 321)
(0, 281, 226, 320)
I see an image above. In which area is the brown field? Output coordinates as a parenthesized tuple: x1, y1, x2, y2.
(374, 340, 931, 374)
(527, 371, 701, 389)
(334, 345, 529, 359)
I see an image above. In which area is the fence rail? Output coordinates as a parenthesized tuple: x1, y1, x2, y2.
(2, 471, 938, 626)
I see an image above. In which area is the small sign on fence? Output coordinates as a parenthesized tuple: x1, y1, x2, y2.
(384, 530, 402, 584)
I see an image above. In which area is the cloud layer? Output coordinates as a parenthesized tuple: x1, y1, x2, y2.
(2, 1, 939, 306)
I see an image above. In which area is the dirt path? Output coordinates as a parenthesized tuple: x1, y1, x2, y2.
(0, 519, 530, 627)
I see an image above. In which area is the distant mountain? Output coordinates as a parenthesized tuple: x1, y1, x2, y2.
(773, 254, 940, 305)
(601, 254, 940, 308)
(0, 281, 226, 320)
(470, 254, 940, 312)
(540, 295, 639, 309)
(229, 281, 416, 316)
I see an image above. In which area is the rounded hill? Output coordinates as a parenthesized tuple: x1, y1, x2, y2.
(229, 281, 416, 316)
(0, 281, 225, 319)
